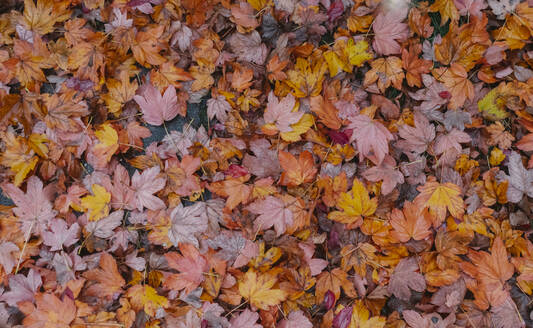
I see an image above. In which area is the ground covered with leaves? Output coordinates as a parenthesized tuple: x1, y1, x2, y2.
(0, 0, 533, 327)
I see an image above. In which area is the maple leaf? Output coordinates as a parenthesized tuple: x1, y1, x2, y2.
(278, 150, 317, 187)
(432, 63, 474, 110)
(414, 177, 464, 226)
(229, 31, 267, 65)
(278, 310, 313, 328)
(517, 133, 533, 152)
(350, 300, 386, 328)
(238, 269, 287, 310)
(0, 131, 38, 187)
(242, 139, 281, 178)
(388, 257, 426, 301)
(461, 237, 514, 307)
(246, 196, 293, 236)
(102, 71, 138, 115)
(396, 112, 435, 154)
(41, 219, 79, 251)
(20, 292, 76, 328)
(402, 43, 433, 87)
(93, 123, 119, 164)
(309, 94, 343, 130)
(0, 269, 41, 307)
(389, 201, 432, 243)
(165, 243, 208, 294)
(231, 65, 254, 92)
(364, 56, 405, 93)
(209, 175, 252, 210)
(21, 0, 70, 35)
(126, 284, 168, 317)
(166, 155, 202, 197)
(81, 184, 111, 221)
(499, 151, 533, 203)
(132, 25, 166, 66)
(285, 57, 327, 98)
(1, 175, 56, 233)
(488, 0, 519, 19)
(490, 297, 526, 328)
(168, 202, 208, 248)
(263, 92, 303, 133)
(229, 309, 261, 328)
(409, 74, 449, 115)
(455, 0, 488, 18)
(207, 95, 231, 123)
(348, 114, 394, 165)
(0, 242, 19, 275)
(429, 0, 459, 24)
(362, 156, 404, 195)
(134, 83, 180, 126)
(83, 253, 125, 300)
(329, 179, 377, 226)
(316, 268, 357, 303)
(131, 166, 166, 211)
(372, 11, 409, 55)
(433, 128, 471, 155)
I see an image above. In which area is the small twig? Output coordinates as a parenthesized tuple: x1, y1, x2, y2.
(224, 301, 247, 318)
(15, 220, 34, 274)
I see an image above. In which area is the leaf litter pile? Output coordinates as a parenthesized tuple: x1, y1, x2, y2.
(1, 0, 533, 327)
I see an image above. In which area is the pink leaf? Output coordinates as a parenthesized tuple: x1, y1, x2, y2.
(207, 95, 232, 122)
(134, 84, 180, 126)
(246, 196, 294, 236)
(229, 309, 261, 328)
(278, 310, 313, 328)
(0, 242, 19, 275)
(348, 114, 394, 165)
(388, 257, 426, 301)
(169, 202, 208, 247)
(0, 269, 42, 307)
(131, 166, 166, 211)
(263, 92, 303, 133)
(363, 155, 404, 195)
(372, 11, 409, 55)
(42, 219, 80, 251)
(1, 176, 56, 234)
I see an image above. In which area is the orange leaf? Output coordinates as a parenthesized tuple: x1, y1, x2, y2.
(389, 201, 432, 243)
(278, 150, 317, 187)
(432, 63, 474, 110)
(414, 176, 464, 227)
(83, 253, 125, 299)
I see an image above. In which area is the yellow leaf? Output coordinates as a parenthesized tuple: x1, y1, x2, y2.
(94, 123, 119, 163)
(478, 87, 509, 121)
(0, 132, 38, 186)
(238, 270, 287, 310)
(81, 184, 111, 221)
(328, 179, 377, 226)
(280, 113, 314, 142)
(489, 147, 505, 166)
(126, 285, 168, 317)
(324, 51, 348, 77)
(22, 0, 70, 35)
(346, 39, 373, 67)
(28, 133, 49, 158)
(350, 300, 386, 328)
(414, 177, 464, 227)
(285, 57, 327, 98)
(102, 72, 138, 115)
(247, 0, 268, 11)
(363, 57, 404, 93)
(325, 39, 372, 76)
(429, 0, 459, 24)
(95, 123, 118, 147)
(347, 15, 373, 33)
